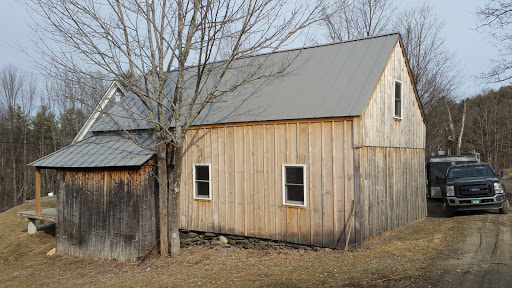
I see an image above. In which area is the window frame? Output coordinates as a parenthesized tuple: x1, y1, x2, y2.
(282, 164, 307, 207)
(394, 79, 403, 119)
(193, 163, 211, 200)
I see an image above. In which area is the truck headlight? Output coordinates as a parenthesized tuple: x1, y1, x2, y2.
(447, 186, 455, 197)
(494, 183, 504, 194)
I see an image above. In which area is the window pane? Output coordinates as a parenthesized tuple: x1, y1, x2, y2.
(286, 167, 303, 184)
(395, 81, 402, 117)
(395, 82, 401, 100)
(196, 165, 209, 181)
(196, 181, 210, 197)
(286, 184, 304, 203)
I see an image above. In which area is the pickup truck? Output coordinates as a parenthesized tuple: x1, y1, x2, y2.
(440, 163, 509, 215)
(426, 155, 479, 199)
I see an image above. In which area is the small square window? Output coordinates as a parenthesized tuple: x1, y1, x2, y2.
(394, 80, 402, 118)
(194, 164, 211, 200)
(282, 164, 306, 206)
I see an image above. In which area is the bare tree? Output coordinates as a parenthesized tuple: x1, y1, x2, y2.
(391, 3, 463, 156)
(320, 2, 463, 156)
(28, 0, 325, 257)
(43, 75, 106, 146)
(0, 65, 37, 206)
(466, 94, 503, 167)
(465, 86, 512, 168)
(477, 0, 512, 83)
(0, 66, 23, 204)
(393, 3, 460, 114)
(322, 0, 395, 41)
(444, 99, 467, 155)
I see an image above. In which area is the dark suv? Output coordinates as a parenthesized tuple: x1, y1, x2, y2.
(441, 163, 509, 214)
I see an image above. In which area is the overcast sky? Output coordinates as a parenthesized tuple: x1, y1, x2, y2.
(0, 0, 505, 100)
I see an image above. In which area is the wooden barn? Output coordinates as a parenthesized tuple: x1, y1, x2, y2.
(29, 33, 426, 261)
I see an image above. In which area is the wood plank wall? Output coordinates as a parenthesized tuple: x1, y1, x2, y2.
(357, 40, 427, 241)
(361, 41, 425, 149)
(358, 147, 426, 240)
(180, 119, 356, 248)
(56, 165, 158, 262)
(180, 41, 426, 248)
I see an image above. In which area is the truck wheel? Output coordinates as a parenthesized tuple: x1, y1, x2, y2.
(500, 200, 509, 214)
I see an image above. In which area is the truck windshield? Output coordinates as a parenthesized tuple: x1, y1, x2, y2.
(447, 166, 495, 179)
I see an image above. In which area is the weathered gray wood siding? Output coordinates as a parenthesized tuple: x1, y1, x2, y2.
(56, 164, 158, 262)
(357, 40, 427, 241)
(180, 119, 357, 248)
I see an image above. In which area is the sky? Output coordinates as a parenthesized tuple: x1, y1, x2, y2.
(0, 0, 506, 100)
(411, 0, 504, 98)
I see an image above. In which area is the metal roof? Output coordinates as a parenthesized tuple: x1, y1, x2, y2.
(33, 34, 402, 168)
(29, 135, 155, 168)
(91, 33, 400, 132)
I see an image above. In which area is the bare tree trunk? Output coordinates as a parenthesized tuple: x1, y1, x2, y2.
(456, 100, 467, 155)
(157, 137, 169, 256)
(169, 140, 183, 258)
(23, 137, 28, 202)
(10, 117, 17, 206)
(444, 99, 456, 154)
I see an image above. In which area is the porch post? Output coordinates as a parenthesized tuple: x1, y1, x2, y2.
(35, 168, 41, 215)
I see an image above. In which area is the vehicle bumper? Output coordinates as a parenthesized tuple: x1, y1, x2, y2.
(446, 194, 506, 211)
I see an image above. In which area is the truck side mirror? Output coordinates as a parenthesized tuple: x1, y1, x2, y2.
(499, 171, 508, 179)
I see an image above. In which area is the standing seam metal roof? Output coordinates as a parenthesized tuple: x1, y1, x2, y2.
(31, 33, 401, 168)
(91, 33, 400, 131)
(29, 135, 155, 168)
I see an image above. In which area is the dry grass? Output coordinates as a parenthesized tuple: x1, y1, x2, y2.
(0, 198, 457, 288)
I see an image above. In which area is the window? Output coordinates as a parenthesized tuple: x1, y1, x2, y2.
(447, 165, 495, 179)
(115, 91, 121, 102)
(282, 164, 306, 206)
(193, 164, 211, 200)
(394, 80, 402, 118)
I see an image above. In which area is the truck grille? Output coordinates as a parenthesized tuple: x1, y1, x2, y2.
(457, 183, 493, 197)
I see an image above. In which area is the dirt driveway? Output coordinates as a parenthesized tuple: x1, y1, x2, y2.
(427, 178, 512, 288)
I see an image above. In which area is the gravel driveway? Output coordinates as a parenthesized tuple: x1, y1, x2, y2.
(428, 178, 512, 288)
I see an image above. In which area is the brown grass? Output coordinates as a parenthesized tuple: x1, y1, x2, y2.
(0, 199, 457, 288)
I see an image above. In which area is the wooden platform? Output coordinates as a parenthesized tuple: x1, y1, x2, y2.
(18, 208, 58, 222)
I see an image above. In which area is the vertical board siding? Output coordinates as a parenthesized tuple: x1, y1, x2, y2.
(357, 40, 427, 242)
(361, 42, 426, 149)
(358, 147, 426, 240)
(181, 119, 355, 248)
(179, 41, 426, 248)
(56, 165, 158, 262)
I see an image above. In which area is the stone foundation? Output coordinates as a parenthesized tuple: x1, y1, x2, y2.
(180, 230, 323, 251)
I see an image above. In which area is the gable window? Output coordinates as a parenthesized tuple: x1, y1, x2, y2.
(282, 164, 306, 207)
(394, 80, 402, 119)
(115, 91, 122, 102)
(193, 164, 211, 200)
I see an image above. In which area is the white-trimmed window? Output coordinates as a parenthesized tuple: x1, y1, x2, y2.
(282, 164, 306, 207)
(394, 80, 402, 119)
(193, 164, 211, 200)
